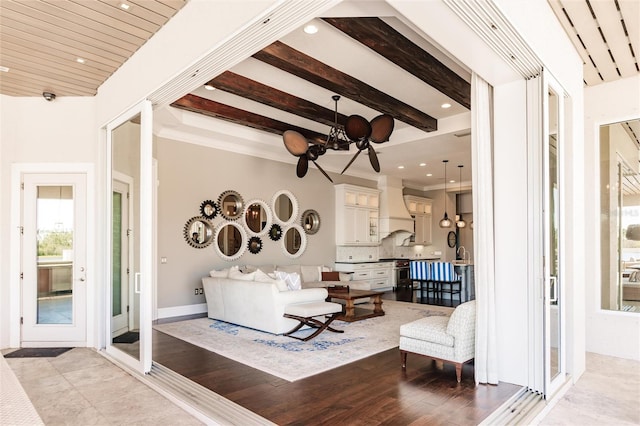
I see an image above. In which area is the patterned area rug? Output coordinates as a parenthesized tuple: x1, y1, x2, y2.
(154, 300, 452, 382)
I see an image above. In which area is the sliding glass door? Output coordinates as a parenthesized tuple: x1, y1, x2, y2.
(105, 100, 153, 374)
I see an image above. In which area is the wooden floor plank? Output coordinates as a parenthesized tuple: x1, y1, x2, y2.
(152, 291, 521, 425)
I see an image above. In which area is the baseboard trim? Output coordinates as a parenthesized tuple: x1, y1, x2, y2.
(157, 303, 207, 319)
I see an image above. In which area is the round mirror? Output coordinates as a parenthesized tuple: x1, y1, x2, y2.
(301, 209, 321, 235)
(247, 236, 263, 254)
(214, 221, 247, 261)
(200, 200, 219, 220)
(271, 190, 298, 225)
(218, 190, 244, 221)
(269, 224, 282, 241)
(282, 224, 307, 258)
(183, 216, 214, 249)
(243, 199, 272, 237)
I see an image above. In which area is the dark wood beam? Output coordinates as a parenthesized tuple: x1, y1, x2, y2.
(171, 94, 328, 145)
(253, 41, 438, 132)
(322, 17, 471, 110)
(207, 71, 348, 128)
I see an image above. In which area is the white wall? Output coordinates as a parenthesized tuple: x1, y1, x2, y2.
(585, 75, 640, 360)
(0, 95, 97, 348)
(155, 137, 344, 313)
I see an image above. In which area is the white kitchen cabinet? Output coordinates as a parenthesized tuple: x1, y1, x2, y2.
(335, 184, 380, 245)
(334, 261, 393, 292)
(404, 195, 433, 245)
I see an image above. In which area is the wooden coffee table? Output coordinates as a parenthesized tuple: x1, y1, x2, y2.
(326, 288, 385, 322)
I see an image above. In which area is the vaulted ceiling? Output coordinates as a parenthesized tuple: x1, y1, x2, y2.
(0, 0, 638, 187)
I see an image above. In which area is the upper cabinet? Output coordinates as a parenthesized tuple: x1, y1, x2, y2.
(335, 184, 380, 246)
(404, 195, 433, 245)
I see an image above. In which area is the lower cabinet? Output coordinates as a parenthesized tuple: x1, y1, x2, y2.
(334, 262, 393, 292)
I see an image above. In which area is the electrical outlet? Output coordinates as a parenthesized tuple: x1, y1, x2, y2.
(198, 288, 203, 295)
(194, 288, 198, 295)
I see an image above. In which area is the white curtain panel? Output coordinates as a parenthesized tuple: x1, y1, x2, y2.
(471, 72, 499, 385)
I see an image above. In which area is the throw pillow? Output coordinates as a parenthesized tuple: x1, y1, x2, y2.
(321, 271, 340, 281)
(275, 271, 302, 291)
(209, 268, 229, 278)
(229, 269, 256, 281)
(339, 272, 352, 282)
(255, 269, 288, 291)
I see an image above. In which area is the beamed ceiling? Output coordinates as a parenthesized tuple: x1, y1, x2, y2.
(0, 1, 638, 187)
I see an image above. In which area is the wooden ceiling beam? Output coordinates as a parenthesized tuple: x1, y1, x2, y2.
(253, 41, 438, 132)
(207, 71, 349, 128)
(171, 94, 329, 145)
(323, 17, 471, 110)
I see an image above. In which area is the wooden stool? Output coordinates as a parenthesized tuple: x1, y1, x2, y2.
(283, 301, 344, 341)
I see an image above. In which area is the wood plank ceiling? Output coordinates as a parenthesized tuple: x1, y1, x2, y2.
(0, 0, 187, 97)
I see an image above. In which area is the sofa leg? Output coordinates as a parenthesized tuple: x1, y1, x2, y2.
(455, 363, 462, 382)
(401, 350, 407, 369)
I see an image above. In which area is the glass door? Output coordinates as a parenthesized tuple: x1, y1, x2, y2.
(543, 74, 566, 397)
(105, 100, 153, 374)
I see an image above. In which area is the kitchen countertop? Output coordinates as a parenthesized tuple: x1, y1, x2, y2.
(335, 260, 391, 264)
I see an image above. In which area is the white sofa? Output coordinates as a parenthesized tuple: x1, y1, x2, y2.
(241, 264, 365, 290)
(201, 275, 330, 335)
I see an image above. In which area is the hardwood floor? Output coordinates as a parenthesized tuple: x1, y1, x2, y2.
(153, 291, 520, 425)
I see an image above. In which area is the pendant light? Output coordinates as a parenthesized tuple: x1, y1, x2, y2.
(439, 160, 452, 228)
(456, 165, 467, 228)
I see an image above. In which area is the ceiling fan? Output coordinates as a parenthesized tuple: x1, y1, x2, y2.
(282, 96, 394, 183)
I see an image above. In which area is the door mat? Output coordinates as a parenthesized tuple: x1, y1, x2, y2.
(4, 347, 72, 358)
(113, 331, 139, 344)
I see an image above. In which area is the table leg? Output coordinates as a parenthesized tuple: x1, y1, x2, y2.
(373, 295, 384, 314)
(345, 299, 355, 319)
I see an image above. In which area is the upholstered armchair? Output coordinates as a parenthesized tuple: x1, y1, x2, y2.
(399, 300, 476, 382)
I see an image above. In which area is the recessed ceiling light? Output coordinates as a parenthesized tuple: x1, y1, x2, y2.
(441, 103, 451, 109)
(120, 3, 130, 10)
(204, 84, 215, 91)
(398, 166, 405, 169)
(426, 173, 433, 177)
(450, 179, 456, 183)
(76, 58, 85, 64)
(419, 163, 426, 167)
(0, 66, 9, 72)
(304, 24, 318, 34)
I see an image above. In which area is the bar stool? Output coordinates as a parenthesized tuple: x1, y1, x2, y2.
(410, 261, 437, 303)
(430, 262, 461, 307)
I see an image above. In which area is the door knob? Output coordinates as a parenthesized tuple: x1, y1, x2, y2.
(79, 277, 85, 282)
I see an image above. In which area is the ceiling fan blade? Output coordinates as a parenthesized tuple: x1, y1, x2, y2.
(296, 155, 309, 178)
(369, 114, 394, 143)
(283, 130, 309, 156)
(368, 146, 380, 172)
(312, 160, 334, 183)
(340, 149, 361, 175)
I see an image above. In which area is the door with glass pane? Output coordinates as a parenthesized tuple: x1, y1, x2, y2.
(543, 74, 566, 397)
(21, 173, 87, 344)
(106, 100, 153, 374)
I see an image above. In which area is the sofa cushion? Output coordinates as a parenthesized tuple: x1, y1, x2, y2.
(229, 269, 256, 281)
(275, 271, 302, 291)
(300, 265, 322, 283)
(399, 316, 454, 347)
(255, 269, 288, 292)
(209, 268, 229, 278)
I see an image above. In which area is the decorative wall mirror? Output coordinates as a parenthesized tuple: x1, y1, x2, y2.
(214, 221, 247, 261)
(282, 224, 307, 258)
(269, 224, 282, 241)
(218, 190, 244, 221)
(200, 200, 219, 220)
(271, 190, 298, 225)
(301, 209, 320, 234)
(247, 236, 263, 254)
(243, 199, 272, 237)
(183, 216, 214, 249)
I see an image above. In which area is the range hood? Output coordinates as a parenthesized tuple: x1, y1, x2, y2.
(378, 176, 414, 244)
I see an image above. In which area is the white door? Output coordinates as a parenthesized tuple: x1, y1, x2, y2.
(111, 177, 132, 338)
(21, 173, 87, 345)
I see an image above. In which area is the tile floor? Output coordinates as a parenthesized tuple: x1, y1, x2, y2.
(3, 348, 202, 425)
(3, 348, 639, 425)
